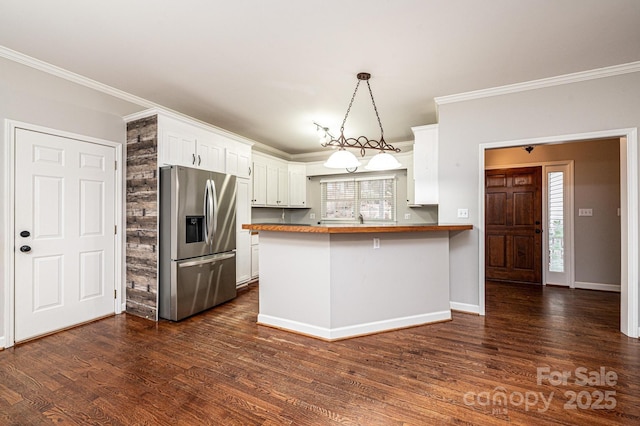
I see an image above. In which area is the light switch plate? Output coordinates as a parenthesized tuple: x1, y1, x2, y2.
(310, 213, 316, 219)
(373, 238, 380, 249)
(457, 208, 469, 219)
(578, 208, 593, 217)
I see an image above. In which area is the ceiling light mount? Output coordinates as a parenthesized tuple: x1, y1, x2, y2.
(318, 72, 401, 171)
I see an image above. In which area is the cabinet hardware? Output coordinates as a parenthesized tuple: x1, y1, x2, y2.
(198, 155, 201, 166)
(192, 153, 196, 164)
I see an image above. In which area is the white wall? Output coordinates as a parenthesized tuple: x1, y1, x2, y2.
(0, 57, 143, 346)
(437, 71, 640, 326)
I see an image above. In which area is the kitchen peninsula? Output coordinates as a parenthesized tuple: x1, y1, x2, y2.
(242, 223, 472, 340)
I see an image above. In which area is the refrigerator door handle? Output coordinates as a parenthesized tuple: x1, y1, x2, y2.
(203, 180, 210, 244)
(177, 252, 235, 268)
(210, 178, 218, 243)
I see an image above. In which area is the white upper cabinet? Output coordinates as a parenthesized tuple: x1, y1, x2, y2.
(162, 131, 197, 167)
(266, 160, 288, 206)
(196, 136, 225, 173)
(156, 112, 252, 176)
(288, 163, 307, 207)
(251, 157, 267, 206)
(411, 124, 439, 205)
(252, 152, 305, 208)
(226, 143, 251, 179)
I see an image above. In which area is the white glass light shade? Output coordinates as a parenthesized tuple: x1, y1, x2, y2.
(324, 149, 361, 169)
(365, 152, 402, 171)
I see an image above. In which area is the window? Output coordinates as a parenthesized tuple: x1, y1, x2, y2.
(548, 171, 564, 272)
(321, 176, 396, 222)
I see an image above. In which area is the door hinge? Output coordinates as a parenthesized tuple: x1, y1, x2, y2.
(114, 225, 117, 235)
(115, 160, 117, 170)
(114, 289, 117, 299)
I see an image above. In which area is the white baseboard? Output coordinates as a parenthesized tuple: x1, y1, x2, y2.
(574, 281, 621, 292)
(450, 302, 481, 314)
(257, 310, 452, 341)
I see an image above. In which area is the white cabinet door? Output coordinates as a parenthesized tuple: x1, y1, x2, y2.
(251, 243, 259, 279)
(236, 178, 252, 284)
(288, 163, 307, 207)
(238, 148, 251, 179)
(252, 153, 296, 207)
(266, 163, 279, 206)
(277, 165, 289, 206)
(197, 138, 225, 173)
(252, 160, 267, 206)
(163, 131, 197, 167)
(412, 124, 439, 205)
(227, 144, 251, 178)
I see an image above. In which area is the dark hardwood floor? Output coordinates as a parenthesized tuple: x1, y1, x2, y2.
(1, 281, 639, 425)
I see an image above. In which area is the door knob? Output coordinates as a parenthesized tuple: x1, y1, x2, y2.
(20, 230, 30, 237)
(535, 229, 542, 234)
(20, 245, 32, 253)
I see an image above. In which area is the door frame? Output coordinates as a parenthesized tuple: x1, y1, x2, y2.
(3, 120, 124, 348)
(485, 161, 576, 289)
(478, 128, 639, 338)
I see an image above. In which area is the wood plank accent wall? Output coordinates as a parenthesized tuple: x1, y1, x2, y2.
(125, 116, 158, 320)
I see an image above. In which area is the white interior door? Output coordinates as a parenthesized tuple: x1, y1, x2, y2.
(14, 128, 116, 342)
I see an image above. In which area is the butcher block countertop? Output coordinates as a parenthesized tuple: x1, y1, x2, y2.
(242, 223, 472, 234)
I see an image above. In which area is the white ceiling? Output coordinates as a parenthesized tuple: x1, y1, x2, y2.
(1, 0, 639, 156)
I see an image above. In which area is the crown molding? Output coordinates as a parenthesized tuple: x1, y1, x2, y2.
(435, 61, 640, 105)
(0, 45, 157, 109)
(123, 108, 257, 147)
(0, 46, 261, 148)
(250, 141, 291, 159)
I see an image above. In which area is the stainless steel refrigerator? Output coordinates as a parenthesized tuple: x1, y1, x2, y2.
(159, 165, 237, 321)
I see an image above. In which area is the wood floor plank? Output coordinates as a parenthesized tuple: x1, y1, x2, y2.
(1, 281, 639, 425)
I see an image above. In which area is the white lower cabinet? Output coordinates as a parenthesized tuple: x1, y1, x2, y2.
(251, 233, 259, 279)
(236, 178, 252, 285)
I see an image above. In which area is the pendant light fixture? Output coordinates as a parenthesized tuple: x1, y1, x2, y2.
(317, 72, 401, 172)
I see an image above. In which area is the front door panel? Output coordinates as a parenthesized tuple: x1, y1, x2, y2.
(485, 166, 542, 284)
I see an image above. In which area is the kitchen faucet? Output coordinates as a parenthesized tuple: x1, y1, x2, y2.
(358, 213, 364, 224)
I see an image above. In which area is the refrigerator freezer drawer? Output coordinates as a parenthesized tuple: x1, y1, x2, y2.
(159, 252, 237, 321)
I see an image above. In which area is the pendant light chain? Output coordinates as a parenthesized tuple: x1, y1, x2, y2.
(319, 72, 400, 166)
(339, 78, 385, 141)
(366, 79, 385, 141)
(339, 79, 362, 133)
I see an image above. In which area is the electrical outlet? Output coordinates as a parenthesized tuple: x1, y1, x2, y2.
(404, 213, 411, 220)
(310, 213, 316, 219)
(457, 208, 469, 219)
(373, 238, 380, 249)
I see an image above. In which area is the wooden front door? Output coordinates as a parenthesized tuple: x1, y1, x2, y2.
(485, 167, 542, 284)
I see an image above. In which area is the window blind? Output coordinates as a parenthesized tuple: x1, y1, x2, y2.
(320, 176, 396, 222)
